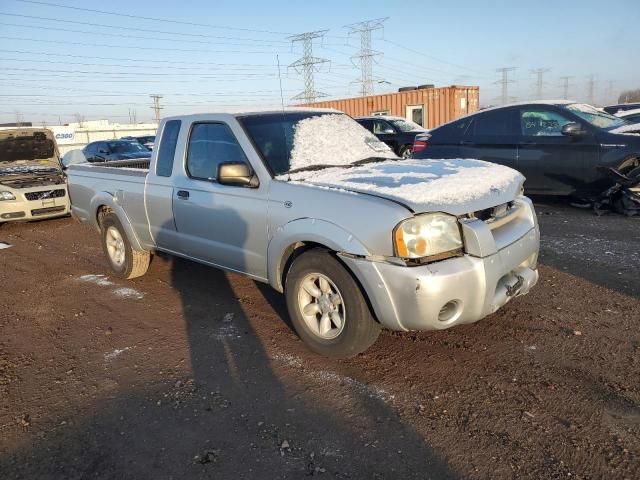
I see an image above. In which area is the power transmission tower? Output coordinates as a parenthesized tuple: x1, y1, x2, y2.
(586, 74, 595, 104)
(345, 18, 388, 97)
(150, 94, 163, 123)
(606, 80, 615, 104)
(495, 67, 516, 105)
(559, 76, 573, 100)
(530, 68, 550, 100)
(288, 30, 329, 103)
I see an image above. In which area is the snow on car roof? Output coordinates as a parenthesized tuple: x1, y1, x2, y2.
(617, 108, 640, 118)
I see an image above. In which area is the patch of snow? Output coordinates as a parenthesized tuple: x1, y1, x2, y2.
(280, 158, 524, 215)
(288, 114, 397, 171)
(112, 287, 144, 300)
(272, 353, 392, 403)
(616, 108, 640, 118)
(78, 274, 114, 286)
(104, 346, 133, 361)
(0, 242, 12, 249)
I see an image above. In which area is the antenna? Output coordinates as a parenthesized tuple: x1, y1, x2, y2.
(345, 17, 388, 97)
(276, 54, 285, 112)
(495, 67, 516, 105)
(150, 94, 163, 123)
(288, 30, 329, 103)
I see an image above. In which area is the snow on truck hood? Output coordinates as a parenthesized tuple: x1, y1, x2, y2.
(281, 159, 525, 215)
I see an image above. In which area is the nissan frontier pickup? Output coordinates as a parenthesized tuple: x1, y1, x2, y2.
(67, 110, 540, 357)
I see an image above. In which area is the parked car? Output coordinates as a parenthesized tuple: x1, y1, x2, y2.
(412, 101, 640, 198)
(67, 110, 539, 358)
(603, 103, 640, 115)
(121, 135, 156, 150)
(82, 140, 152, 163)
(355, 116, 426, 158)
(0, 128, 70, 224)
(614, 108, 640, 125)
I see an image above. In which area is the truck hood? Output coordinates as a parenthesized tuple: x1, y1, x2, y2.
(0, 128, 61, 172)
(281, 159, 525, 215)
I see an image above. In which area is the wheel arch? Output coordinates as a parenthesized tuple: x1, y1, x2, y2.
(90, 193, 144, 251)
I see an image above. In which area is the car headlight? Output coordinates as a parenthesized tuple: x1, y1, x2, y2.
(0, 191, 16, 201)
(394, 213, 463, 260)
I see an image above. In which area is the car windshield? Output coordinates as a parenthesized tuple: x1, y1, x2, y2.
(108, 141, 148, 153)
(239, 112, 396, 176)
(565, 103, 627, 129)
(388, 118, 424, 132)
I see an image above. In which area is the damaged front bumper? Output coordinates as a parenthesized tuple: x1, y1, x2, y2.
(341, 198, 540, 331)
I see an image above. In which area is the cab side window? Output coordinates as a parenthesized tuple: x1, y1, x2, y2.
(520, 109, 573, 137)
(156, 120, 181, 177)
(186, 123, 247, 181)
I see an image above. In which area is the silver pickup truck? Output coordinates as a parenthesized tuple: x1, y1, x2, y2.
(67, 110, 540, 358)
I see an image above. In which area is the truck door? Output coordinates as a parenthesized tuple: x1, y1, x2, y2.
(170, 121, 269, 279)
(145, 119, 182, 251)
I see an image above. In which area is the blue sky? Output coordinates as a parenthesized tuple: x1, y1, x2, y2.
(0, 0, 638, 124)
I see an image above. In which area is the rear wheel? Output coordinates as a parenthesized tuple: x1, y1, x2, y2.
(100, 213, 150, 279)
(399, 144, 413, 158)
(285, 249, 380, 358)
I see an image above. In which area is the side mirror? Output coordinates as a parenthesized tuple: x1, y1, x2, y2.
(217, 161, 259, 188)
(561, 122, 586, 137)
(381, 128, 395, 135)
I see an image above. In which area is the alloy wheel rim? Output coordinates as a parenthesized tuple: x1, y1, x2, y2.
(297, 273, 346, 340)
(105, 226, 125, 268)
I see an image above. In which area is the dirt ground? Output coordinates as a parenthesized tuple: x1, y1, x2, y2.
(0, 201, 638, 479)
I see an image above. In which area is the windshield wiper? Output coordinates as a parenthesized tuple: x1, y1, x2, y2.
(351, 156, 397, 166)
(287, 163, 346, 174)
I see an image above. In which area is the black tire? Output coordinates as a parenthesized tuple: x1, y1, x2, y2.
(100, 212, 150, 279)
(284, 249, 381, 358)
(399, 144, 413, 159)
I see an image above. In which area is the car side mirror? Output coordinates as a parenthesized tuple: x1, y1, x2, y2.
(381, 128, 395, 134)
(217, 161, 259, 188)
(561, 122, 586, 137)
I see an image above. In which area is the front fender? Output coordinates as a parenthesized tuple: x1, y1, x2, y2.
(89, 191, 144, 251)
(267, 218, 370, 292)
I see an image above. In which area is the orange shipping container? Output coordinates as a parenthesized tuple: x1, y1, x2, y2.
(300, 85, 479, 129)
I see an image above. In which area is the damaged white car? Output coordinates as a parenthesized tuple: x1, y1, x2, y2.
(0, 128, 70, 224)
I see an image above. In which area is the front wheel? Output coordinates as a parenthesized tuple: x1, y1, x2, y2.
(100, 212, 150, 279)
(285, 249, 381, 358)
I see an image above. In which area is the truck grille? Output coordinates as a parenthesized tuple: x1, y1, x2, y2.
(24, 189, 66, 201)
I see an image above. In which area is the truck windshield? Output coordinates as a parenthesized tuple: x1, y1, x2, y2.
(239, 112, 396, 176)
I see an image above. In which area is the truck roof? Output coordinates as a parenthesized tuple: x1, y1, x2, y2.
(161, 107, 341, 123)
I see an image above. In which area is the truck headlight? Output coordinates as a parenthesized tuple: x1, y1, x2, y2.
(0, 191, 16, 201)
(394, 213, 463, 260)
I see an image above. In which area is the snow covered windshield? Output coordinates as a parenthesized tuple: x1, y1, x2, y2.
(388, 118, 425, 132)
(565, 103, 627, 130)
(239, 112, 397, 175)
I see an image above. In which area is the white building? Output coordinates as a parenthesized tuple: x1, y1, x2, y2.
(49, 119, 158, 155)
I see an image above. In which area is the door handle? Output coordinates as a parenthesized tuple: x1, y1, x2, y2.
(176, 190, 190, 200)
(519, 140, 536, 145)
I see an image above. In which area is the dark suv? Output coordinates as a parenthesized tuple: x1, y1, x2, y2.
(412, 101, 640, 197)
(355, 116, 426, 158)
(82, 140, 152, 163)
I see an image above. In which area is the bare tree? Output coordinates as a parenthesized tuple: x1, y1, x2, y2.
(618, 89, 640, 103)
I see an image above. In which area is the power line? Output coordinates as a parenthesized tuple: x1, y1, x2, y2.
(345, 18, 387, 97)
(495, 67, 516, 105)
(14, 0, 292, 35)
(0, 13, 290, 43)
(288, 30, 330, 103)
